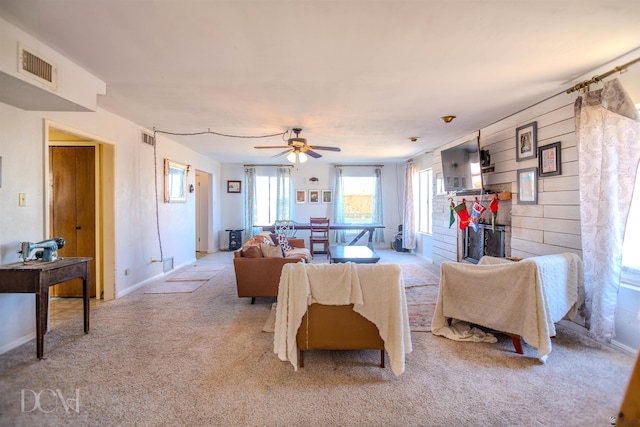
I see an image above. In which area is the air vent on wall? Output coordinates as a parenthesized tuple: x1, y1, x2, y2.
(18, 44, 58, 90)
(141, 131, 156, 146)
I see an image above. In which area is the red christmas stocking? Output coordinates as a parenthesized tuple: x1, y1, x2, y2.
(489, 194, 499, 232)
(453, 199, 471, 230)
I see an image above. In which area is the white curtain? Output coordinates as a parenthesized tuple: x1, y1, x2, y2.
(575, 78, 640, 343)
(402, 161, 417, 250)
(372, 167, 385, 242)
(333, 167, 347, 243)
(276, 167, 292, 220)
(243, 166, 259, 240)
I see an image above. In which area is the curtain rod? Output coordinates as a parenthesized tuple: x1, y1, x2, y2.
(243, 164, 293, 167)
(333, 164, 384, 168)
(566, 56, 640, 94)
(479, 55, 640, 133)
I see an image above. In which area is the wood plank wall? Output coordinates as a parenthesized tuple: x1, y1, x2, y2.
(432, 91, 582, 264)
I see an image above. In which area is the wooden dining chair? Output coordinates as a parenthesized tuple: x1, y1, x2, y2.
(309, 217, 330, 259)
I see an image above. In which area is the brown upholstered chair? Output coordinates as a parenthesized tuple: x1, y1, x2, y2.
(309, 217, 330, 258)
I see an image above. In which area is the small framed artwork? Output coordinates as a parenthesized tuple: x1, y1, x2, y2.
(517, 167, 538, 205)
(321, 189, 333, 204)
(452, 176, 460, 188)
(516, 121, 537, 162)
(227, 180, 241, 193)
(295, 189, 307, 204)
(308, 189, 320, 204)
(538, 141, 562, 177)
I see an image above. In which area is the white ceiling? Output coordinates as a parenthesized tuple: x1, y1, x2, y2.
(1, 0, 639, 164)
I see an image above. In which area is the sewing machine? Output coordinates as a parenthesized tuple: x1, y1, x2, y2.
(19, 237, 65, 262)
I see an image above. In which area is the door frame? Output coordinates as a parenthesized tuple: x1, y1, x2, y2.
(195, 170, 213, 253)
(44, 120, 116, 300)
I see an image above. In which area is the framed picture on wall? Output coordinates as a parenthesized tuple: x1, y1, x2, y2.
(517, 167, 538, 205)
(227, 180, 241, 193)
(295, 190, 307, 204)
(321, 189, 333, 204)
(308, 190, 320, 204)
(515, 121, 537, 162)
(538, 141, 562, 177)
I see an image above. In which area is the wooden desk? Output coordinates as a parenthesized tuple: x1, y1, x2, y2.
(259, 223, 385, 247)
(0, 257, 91, 359)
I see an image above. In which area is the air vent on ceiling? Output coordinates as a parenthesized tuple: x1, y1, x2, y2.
(18, 44, 58, 90)
(141, 131, 156, 146)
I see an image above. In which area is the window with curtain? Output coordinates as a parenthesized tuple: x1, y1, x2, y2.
(336, 167, 384, 243)
(245, 167, 291, 235)
(418, 168, 433, 235)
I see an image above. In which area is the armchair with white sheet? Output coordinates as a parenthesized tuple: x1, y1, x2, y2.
(431, 253, 584, 362)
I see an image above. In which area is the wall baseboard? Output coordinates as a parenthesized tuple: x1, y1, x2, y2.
(0, 332, 36, 356)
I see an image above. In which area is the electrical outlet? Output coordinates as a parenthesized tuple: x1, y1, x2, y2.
(18, 193, 26, 206)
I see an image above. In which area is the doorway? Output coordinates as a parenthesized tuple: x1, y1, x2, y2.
(195, 170, 212, 254)
(46, 124, 116, 300)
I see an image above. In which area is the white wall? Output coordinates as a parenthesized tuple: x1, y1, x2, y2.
(0, 102, 221, 354)
(219, 162, 403, 246)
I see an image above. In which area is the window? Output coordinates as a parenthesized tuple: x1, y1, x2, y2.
(621, 166, 640, 288)
(343, 177, 374, 223)
(418, 169, 433, 234)
(255, 175, 277, 225)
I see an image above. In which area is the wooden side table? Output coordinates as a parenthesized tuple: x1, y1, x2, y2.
(0, 257, 92, 359)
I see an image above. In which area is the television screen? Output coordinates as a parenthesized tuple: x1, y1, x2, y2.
(441, 138, 483, 194)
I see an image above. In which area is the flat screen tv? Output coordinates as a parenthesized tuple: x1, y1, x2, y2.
(441, 137, 484, 194)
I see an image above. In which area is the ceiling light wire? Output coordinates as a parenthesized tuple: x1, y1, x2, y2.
(153, 127, 289, 140)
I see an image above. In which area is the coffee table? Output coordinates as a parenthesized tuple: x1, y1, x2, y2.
(328, 245, 380, 264)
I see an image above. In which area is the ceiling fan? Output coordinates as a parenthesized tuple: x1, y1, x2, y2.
(254, 128, 341, 163)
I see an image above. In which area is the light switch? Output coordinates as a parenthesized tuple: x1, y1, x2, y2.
(19, 193, 26, 206)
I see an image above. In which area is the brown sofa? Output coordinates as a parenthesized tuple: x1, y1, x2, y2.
(296, 303, 385, 368)
(233, 238, 307, 303)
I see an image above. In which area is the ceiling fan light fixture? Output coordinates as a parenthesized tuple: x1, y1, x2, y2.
(298, 152, 308, 163)
(288, 137, 307, 146)
(441, 115, 456, 123)
(286, 151, 297, 163)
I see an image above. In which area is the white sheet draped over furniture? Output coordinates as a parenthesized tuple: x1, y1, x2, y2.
(431, 253, 583, 361)
(274, 262, 412, 376)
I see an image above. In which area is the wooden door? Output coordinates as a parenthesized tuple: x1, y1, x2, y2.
(50, 146, 96, 297)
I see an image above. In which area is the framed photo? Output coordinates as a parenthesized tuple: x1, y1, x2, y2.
(538, 141, 562, 177)
(321, 189, 333, 204)
(295, 189, 307, 204)
(517, 167, 538, 205)
(308, 189, 320, 204)
(515, 121, 537, 162)
(227, 180, 241, 193)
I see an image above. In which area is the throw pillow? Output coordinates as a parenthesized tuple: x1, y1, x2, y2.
(241, 244, 262, 258)
(275, 233, 293, 252)
(260, 243, 283, 258)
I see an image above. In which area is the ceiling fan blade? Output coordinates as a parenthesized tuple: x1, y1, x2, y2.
(306, 150, 322, 159)
(310, 145, 341, 152)
(272, 149, 292, 158)
(254, 145, 290, 149)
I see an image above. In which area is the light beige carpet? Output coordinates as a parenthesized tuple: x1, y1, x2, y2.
(0, 263, 635, 427)
(144, 280, 206, 294)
